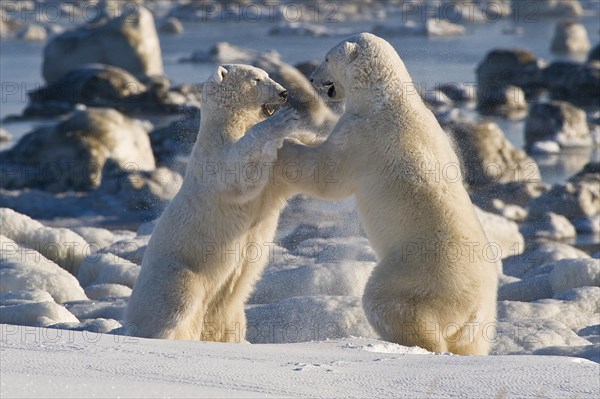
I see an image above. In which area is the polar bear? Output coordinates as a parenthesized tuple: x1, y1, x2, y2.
(280, 33, 498, 355)
(125, 64, 315, 341)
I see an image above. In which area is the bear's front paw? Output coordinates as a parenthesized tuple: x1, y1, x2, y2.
(268, 107, 300, 132)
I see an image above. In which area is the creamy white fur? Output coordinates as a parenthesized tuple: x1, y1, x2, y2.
(281, 33, 498, 355)
(124, 65, 317, 341)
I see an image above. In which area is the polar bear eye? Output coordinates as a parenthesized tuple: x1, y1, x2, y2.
(254, 78, 261, 82)
(325, 58, 329, 62)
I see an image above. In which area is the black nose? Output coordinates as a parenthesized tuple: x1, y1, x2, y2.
(279, 90, 288, 100)
(310, 78, 314, 83)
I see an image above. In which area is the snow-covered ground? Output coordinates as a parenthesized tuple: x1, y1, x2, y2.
(1, 201, 599, 398)
(2, 325, 599, 399)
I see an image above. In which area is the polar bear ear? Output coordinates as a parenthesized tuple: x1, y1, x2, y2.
(344, 42, 359, 64)
(210, 66, 229, 83)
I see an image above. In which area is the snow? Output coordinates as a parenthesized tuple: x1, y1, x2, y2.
(0, 206, 599, 397)
(0, 208, 89, 274)
(0, 235, 87, 304)
(548, 259, 600, 294)
(1, 325, 599, 399)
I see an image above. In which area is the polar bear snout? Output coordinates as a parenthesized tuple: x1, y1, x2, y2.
(279, 90, 288, 101)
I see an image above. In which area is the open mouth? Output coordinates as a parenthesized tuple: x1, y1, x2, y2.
(261, 103, 277, 117)
(322, 82, 336, 98)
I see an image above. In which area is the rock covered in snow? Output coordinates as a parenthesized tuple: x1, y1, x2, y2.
(573, 215, 600, 234)
(525, 101, 592, 150)
(0, 127, 12, 142)
(181, 42, 280, 64)
(0, 208, 89, 274)
(447, 121, 541, 187)
(372, 19, 465, 37)
(246, 296, 376, 344)
(268, 22, 350, 37)
(250, 259, 376, 304)
(77, 253, 140, 289)
(24, 64, 184, 117)
(85, 284, 132, 300)
(98, 162, 183, 213)
(528, 162, 599, 220)
(0, 235, 86, 303)
(530, 140, 561, 154)
(520, 212, 577, 240)
(551, 21, 591, 54)
(511, 0, 584, 17)
(502, 242, 590, 278)
(548, 259, 600, 295)
(17, 24, 47, 41)
(42, 6, 163, 82)
(159, 17, 184, 34)
(475, 206, 525, 258)
(0, 290, 79, 327)
(0, 108, 156, 192)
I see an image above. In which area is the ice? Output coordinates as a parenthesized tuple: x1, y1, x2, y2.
(246, 296, 376, 344)
(84, 284, 132, 300)
(548, 258, 600, 294)
(250, 259, 376, 304)
(475, 206, 525, 258)
(0, 235, 87, 304)
(0, 208, 89, 274)
(502, 242, 590, 278)
(0, 301, 79, 327)
(71, 226, 120, 251)
(77, 253, 140, 288)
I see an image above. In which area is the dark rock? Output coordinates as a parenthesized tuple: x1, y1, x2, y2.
(543, 61, 600, 107)
(524, 101, 592, 150)
(0, 108, 155, 192)
(447, 121, 542, 188)
(476, 48, 544, 112)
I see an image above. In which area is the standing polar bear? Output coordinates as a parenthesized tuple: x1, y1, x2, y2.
(281, 33, 498, 355)
(125, 64, 314, 341)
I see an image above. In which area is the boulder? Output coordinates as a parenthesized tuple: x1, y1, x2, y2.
(269, 22, 350, 38)
(42, 6, 163, 82)
(438, 82, 476, 103)
(476, 48, 544, 111)
(181, 42, 280, 64)
(524, 101, 592, 150)
(551, 21, 591, 54)
(520, 212, 577, 240)
(17, 24, 47, 41)
(502, 242, 590, 278)
(511, 0, 583, 17)
(528, 162, 600, 220)
(25, 64, 186, 118)
(0, 108, 155, 192)
(447, 121, 542, 188)
(543, 61, 600, 107)
(0, 128, 11, 142)
(159, 17, 184, 34)
(98, 161, 182, 213)
(588, 44, 600, 63)
(372, 19, 465, 37)
(471, 181, 547, 214)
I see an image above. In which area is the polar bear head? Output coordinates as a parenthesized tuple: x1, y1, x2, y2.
(310, 33, 411, 102)
(201, 64, 288, 119)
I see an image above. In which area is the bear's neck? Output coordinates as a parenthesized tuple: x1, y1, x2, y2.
(199, 106, 262, 144)
(345, 61, 426, 117)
